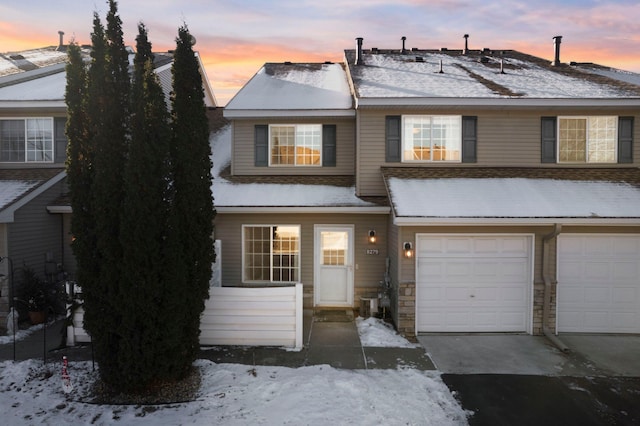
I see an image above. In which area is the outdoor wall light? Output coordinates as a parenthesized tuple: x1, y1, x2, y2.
(368, 230, 377, 244)
(403, 242, 414, 258)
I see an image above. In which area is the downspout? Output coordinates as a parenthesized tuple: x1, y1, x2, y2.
(541, 224, 569, 353)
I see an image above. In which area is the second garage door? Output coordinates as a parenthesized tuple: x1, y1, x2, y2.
(557, 234, 640, 333)
(416, 235, 533, 333)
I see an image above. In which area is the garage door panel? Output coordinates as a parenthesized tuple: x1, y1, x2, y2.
(417, 235, 532, 333)
(558, 235, 640, 333)
(613, 287, 637, 303)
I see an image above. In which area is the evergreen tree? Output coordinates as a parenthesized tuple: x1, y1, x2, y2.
(65, 41, 98, 308)
(169, 25, 216, 371)
(117, 23, 176, 389)
(88, 0, 130, 386)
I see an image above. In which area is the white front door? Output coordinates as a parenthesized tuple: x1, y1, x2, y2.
(314, 226, 354, 307)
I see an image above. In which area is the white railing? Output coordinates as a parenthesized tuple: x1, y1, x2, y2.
(66, 282, 304, 349)
(200, 283, 303, 349)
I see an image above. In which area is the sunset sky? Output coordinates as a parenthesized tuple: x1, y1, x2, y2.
(2, 0, 639, 105)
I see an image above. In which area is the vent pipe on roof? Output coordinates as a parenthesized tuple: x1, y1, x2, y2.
(57, 31, 65, 51)
(463, 34, 469, 55)
(355, 37, 364, 65)
(401, 36, 407, 54)
(552, 35, 562, 66)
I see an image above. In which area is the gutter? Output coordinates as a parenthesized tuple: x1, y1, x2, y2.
(541, 223, 569, 353)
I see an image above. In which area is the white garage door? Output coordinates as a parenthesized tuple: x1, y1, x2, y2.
(416, 235, 532, 333)
(557, 235, 640, 333)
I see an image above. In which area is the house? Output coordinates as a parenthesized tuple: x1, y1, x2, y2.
(0, 40, 217, 326)
(218, 36, 640, 341)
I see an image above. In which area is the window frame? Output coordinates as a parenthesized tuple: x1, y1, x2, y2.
(557, 115, 618, 164)
(401, 115, 462, 163)
(268, 124, 322, 167)
(0, 117, 54, 163)
(242, 224, 301, 284)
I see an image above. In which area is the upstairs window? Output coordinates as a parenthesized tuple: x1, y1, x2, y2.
(0, 118, 54, 162)
(243, 225, 300, 283)
(558, 116, 617, 163)
(270, 124, 321, 166)
(402, 115, 462, 162)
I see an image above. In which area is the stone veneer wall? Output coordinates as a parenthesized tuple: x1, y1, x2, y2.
(532, 282, 557, 335)
(396, 281, 416, 341)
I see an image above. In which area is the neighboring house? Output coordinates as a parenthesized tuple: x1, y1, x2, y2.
(0, 41, 217, 326)
(218, 36, 640, 340)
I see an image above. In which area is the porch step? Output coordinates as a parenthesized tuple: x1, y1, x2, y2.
(313, 309, 354, 323)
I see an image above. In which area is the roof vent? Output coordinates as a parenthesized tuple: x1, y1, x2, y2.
(463, 34, 469, 55)
(552, 35, 562, 66)
(284, 61, 292, 65)
(355, 37, 364, 65)
(479, 56, 490, 63)
(401, 36, 407, 54)
(57, 31, 65, 51)
(438, 60, 444, 74)
(415, 56, 424, 62)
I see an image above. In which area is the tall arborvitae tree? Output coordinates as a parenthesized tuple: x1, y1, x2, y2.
(71, 11, 117, 378)
(168, 25, 216, 370)
(67, 3, 216, 392)
(65, 41, 98, 309)
(88, 0, 130, 386)
(117, 23, 175, 389)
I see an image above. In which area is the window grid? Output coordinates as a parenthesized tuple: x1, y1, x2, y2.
(244, 225, 300, 283)
(270, 125, 321, 166)
(559, 116, 616, 163)
(0, 118, 53, 163)
(402, 115, 461, 162)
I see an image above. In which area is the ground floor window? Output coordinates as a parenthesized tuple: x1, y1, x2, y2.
(243, 225, 300, 283)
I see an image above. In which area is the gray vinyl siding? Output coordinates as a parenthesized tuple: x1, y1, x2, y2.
(214, 212, 388, 307)
(7, 180, 66, 285)
(356, 109, 640, 197)
(231, 118, 355, 176)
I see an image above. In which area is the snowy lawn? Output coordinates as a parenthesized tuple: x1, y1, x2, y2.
(1, 317, 470, 425)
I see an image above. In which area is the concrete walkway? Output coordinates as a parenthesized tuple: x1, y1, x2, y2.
(0, 310, 435, 371)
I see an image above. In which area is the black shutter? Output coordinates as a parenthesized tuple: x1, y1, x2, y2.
(541, 117, 557, 163)
(618, 117, 634, 164)
(54, 117, 67, 164)
(255, 125, 268, 167)
(322, 124, 336, 167)
(461, 116, 477, 163)
(385, 115, 401, 162)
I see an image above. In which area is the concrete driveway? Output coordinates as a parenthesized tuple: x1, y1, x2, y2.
(417, 334, 640, 425)
(417, 333, 640, 376)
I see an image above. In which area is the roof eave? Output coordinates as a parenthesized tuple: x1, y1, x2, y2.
(0, 100, 66, 108)
(393, 217, 640, 226)
(217, 206, 390, 214)
(223, 109, 356, 118)
(355, 97, 640, 108)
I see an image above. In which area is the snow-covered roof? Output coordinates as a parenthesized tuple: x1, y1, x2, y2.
(0, 47, 68, 78)
(0, 168, 66, 222)
(224, 62, 354, 118)
(0, 68, 67, 101)
(210, 125, 386, 212)
(385, 170, 640, 225)
(346, 49, 640, 107)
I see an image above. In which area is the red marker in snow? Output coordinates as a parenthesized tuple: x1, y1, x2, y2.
(62, 356, 73, 394)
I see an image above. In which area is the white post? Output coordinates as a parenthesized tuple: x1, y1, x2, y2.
(294, 283, 303, 349)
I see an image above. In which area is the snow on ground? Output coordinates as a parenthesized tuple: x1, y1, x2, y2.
(0, 317, 469, 425)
